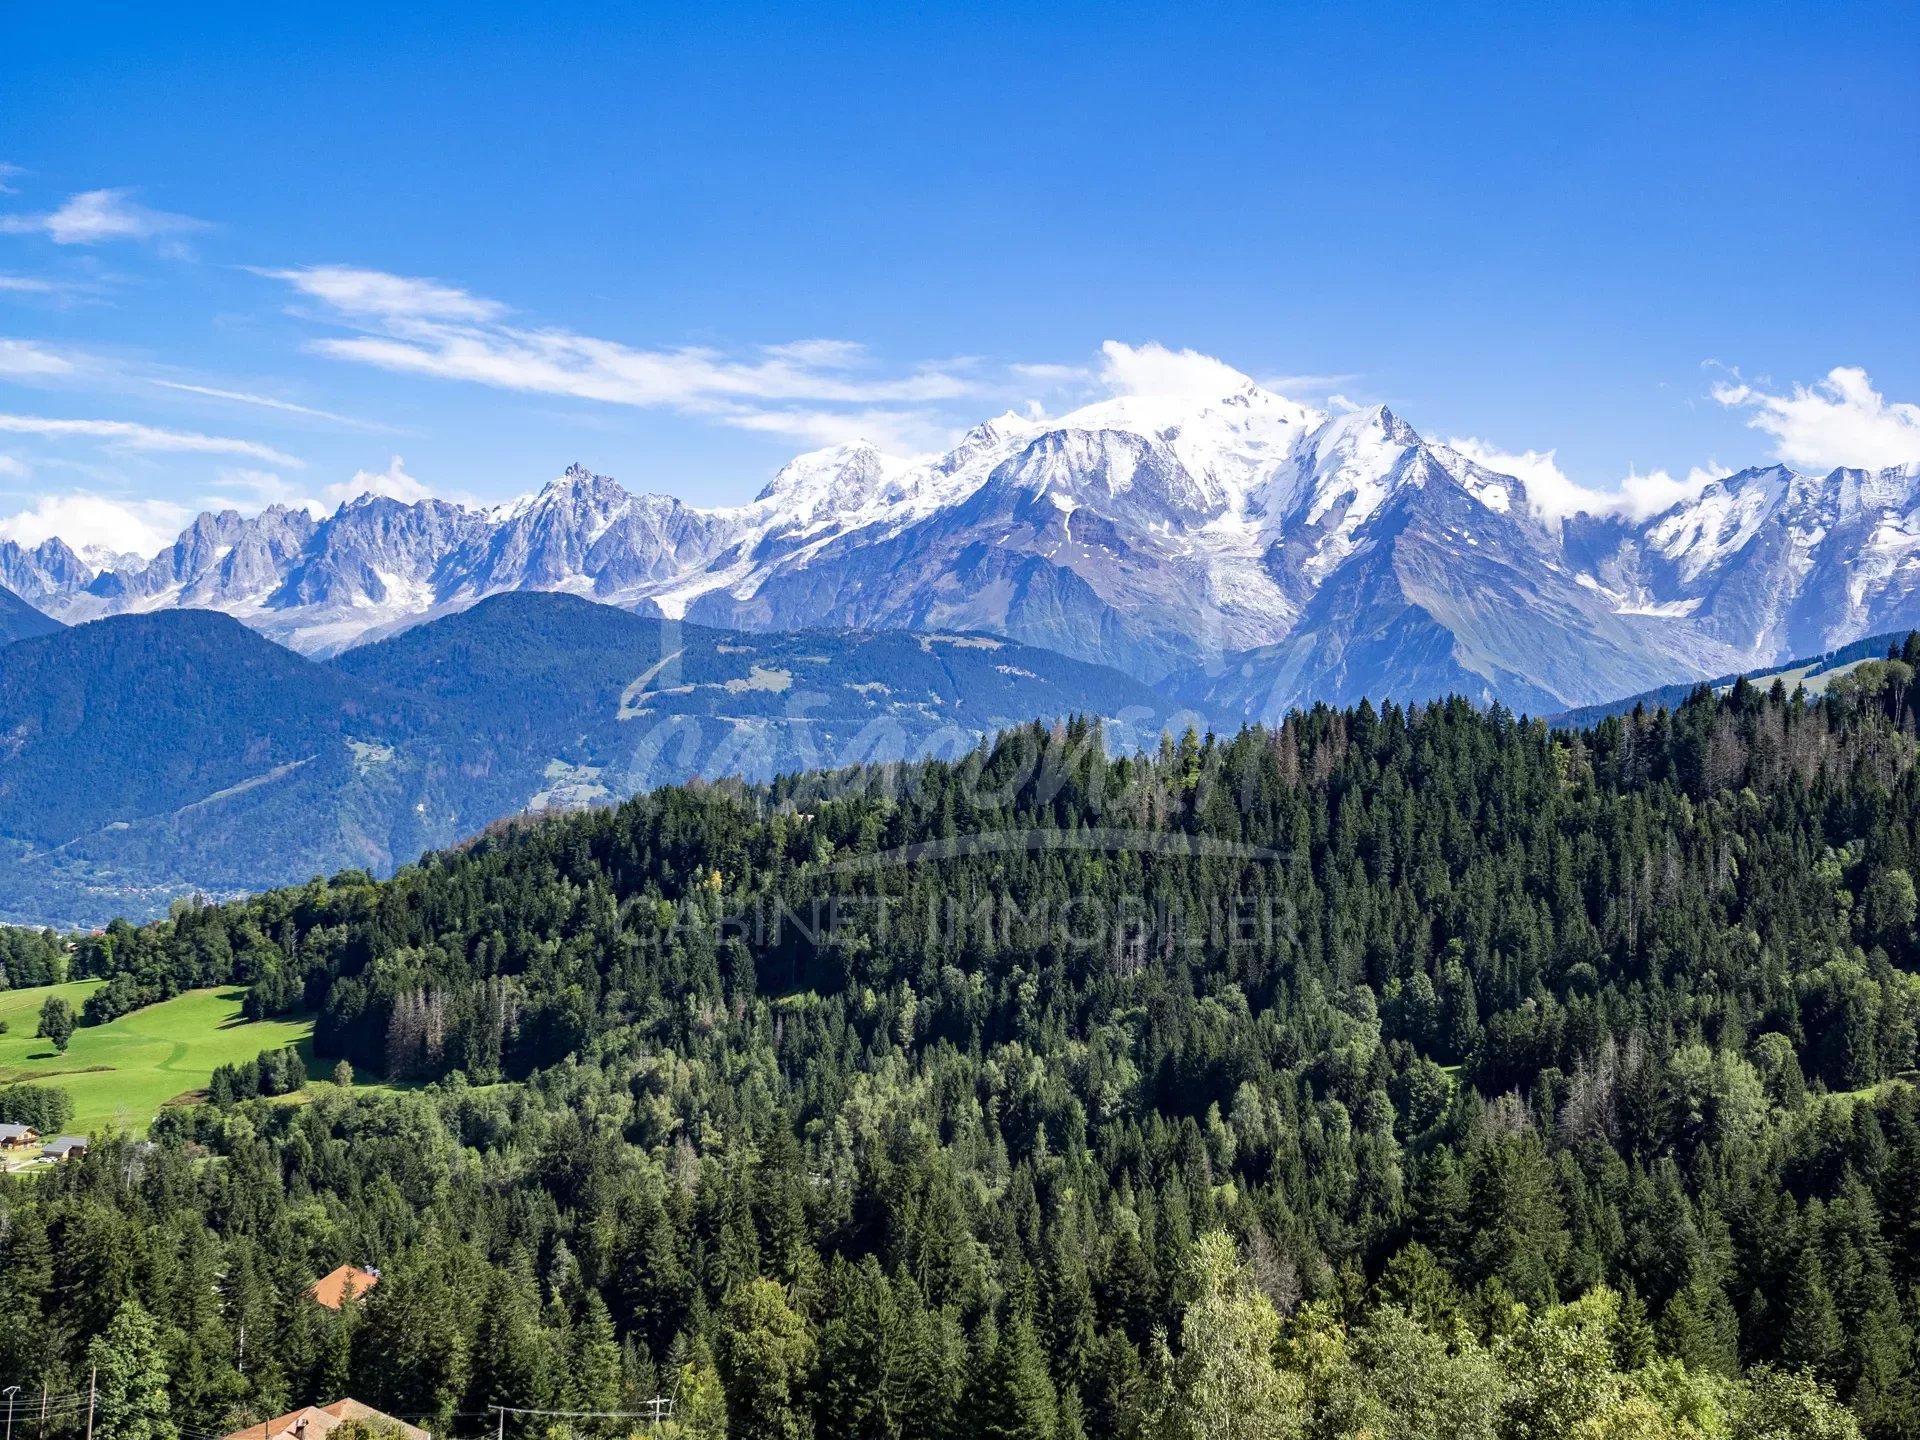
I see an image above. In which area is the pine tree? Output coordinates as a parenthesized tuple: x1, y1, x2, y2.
(570, 1293, 622, 1420)
(812, 1257, 903, 1440)
(968, 1312, 1059, 1440)
(1778, 1243, 1846, 1387)
(718, 1279, 814, 1440)
(1373, 1242, 1460, 1334)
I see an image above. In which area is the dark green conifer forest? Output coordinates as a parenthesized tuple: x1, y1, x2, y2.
(10, 649, 1920, 1438)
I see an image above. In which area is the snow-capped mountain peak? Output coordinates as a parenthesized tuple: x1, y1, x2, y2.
(7, 384, 1918, 713)
(1052, 379, 1327, 511)
(751, 440, 918, 528)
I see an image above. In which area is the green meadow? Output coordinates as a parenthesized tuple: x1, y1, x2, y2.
(0, 980, 317, 1135)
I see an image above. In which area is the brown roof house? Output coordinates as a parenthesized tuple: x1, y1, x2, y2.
(220, 1399, 427, 1440)
(309, 1264, 380, 1310)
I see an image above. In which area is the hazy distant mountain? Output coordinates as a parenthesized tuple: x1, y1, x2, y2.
(0, 593, 1184, 926)
(7, 383, 1918, 714)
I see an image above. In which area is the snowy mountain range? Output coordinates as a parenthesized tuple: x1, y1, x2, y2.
(5, 375, 1918, 716)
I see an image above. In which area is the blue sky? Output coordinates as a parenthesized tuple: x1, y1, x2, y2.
(2, 0, 1916, 554)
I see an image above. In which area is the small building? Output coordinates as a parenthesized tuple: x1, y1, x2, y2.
(219, 1399, 427, 1440)
(309, 1263, 380, 1310)
(0, 1124, 40, 1149)
(40, 1135, 87, 1161)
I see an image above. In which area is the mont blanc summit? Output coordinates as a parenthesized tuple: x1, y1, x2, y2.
(5, 372, 1918, 715)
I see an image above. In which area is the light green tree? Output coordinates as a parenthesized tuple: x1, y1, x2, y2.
(1349, 1304, 1505, 1440)
(1734, 1367, 1863, 1440)
(1496, 1288, 1623, 1438)
(661, 1339, 727, 1440)
(87, 1301, 177, 1440)
(1168, 1231, 1303, 1440)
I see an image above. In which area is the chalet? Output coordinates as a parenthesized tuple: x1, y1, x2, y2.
(40, 1135, 87, 1161)
(309, 1263, 380, 1310)
(0, 1124, 39, 1149)
(218, 1399, 427, 1440)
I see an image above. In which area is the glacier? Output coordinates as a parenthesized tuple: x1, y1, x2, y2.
(5, 376, 1918, 719)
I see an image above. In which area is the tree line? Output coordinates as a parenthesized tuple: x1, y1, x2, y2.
(6, 642, 1920, 1434)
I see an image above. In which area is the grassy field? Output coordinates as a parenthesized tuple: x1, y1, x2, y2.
(1715, 654, 1875, 699)
(0, 980, 318, 1136)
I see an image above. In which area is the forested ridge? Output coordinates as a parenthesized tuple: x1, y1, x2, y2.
(9, 649, 1920, 1437)
(0, 592, 1175, 930)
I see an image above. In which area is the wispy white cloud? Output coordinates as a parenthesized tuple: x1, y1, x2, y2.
(0, 164, 23, 196)
(1098, 340, 1257, 399)
(0, 338, 76, 378)
(0, 188, 206, 246)
(0, 454, 27, 479)
(1618, 464, 1730, 516)
(321, 454, 431, 508)
(267, 271, 1364, 453)
(1712, 366, 1920, 472)
(1009, 361, 1089, 384)
(760, 338, 867, 369)
(1260, 370, 1360, 396)
(307, 326, 975, 407)
(0, 413, 300, 465)
(1443, 435, 1724, 522)
(263, 264, 504, 322)
(1443, 437, 1593, 520)
(147, 378, 374, 428)
(265, 264, 991, 449)
(724, 406, 955, 456)
(0, 490, 191, 557)
(1068, 344, 1358, 407)
(0, 274, 66, 294)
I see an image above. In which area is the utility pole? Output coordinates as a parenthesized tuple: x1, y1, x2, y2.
(36, 1384, 46, 1440)
(83, 1369, 95, 1440)
(6, 1382, 20, 1440)
(491, 1406, 504, 1440)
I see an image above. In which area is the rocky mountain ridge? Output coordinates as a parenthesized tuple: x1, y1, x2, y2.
(6, 377, 1918, 713)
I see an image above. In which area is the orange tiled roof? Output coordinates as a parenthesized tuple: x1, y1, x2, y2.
(218, 1399, 426, 1440)
(309, 1264, 379, 1310)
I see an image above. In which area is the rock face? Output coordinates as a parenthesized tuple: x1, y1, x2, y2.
(9, 383, 1920, 713)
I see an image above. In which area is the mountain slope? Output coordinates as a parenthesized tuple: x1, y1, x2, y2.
(0, 594, 1188, 926)
(0, 609, 402, 845)
(7, 375, 1917, 714)
(0, 583, 60, 648)
(0, 612, 435, 923)
(337, 591, 1183, 830)
(1170, 448, 1720, 719)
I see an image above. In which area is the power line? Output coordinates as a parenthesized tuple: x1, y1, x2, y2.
(487, 1403, 674, 1420)
(486, 1400, 675, 1436)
